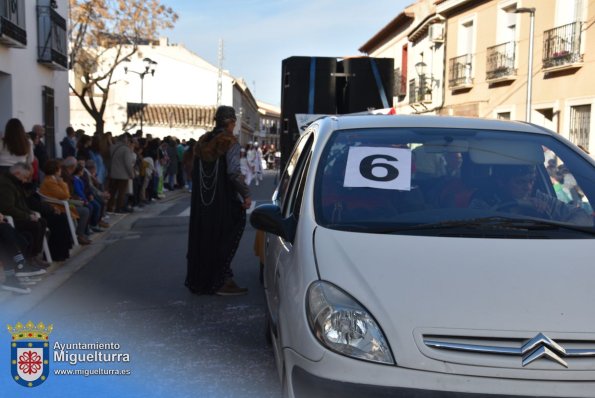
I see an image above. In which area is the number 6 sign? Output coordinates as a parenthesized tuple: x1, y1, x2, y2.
(343, 146, 412, 191)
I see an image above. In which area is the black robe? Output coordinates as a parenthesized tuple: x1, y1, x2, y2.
(185, 131, 246, 294)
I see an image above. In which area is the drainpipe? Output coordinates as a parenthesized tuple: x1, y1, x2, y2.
(420, 14, 447, 114)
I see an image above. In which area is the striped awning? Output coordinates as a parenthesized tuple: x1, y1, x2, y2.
(127, 103, 217, 129)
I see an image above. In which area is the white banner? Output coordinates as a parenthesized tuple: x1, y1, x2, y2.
(343, 146, 412, 191)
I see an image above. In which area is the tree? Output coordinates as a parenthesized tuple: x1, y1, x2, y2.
(69, 0, 177, 134)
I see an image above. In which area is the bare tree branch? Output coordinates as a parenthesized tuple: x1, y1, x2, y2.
(69, 0, 178, 133)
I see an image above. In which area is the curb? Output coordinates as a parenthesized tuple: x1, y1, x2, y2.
(0, 189, 189, 317)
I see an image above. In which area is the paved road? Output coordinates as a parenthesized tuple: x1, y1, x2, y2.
(0, 171, 282, 398)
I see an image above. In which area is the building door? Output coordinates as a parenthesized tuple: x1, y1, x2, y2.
(42, 86, 56, 158)
(0, 72, 12, 131)
(497, 112, 511, 120)
(534, 108, 556, 132)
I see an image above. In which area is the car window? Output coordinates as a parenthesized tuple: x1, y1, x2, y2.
(289, 153, 312, 220)
(543, 145, 593, 213)
(282, 135, 313, 217)
(274, 132, 312, 208)
(314, 127, 595, 238)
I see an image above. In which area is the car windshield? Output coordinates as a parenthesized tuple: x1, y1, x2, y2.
(314, 127, 595, 238)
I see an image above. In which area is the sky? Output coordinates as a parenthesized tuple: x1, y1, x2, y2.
(165, 0, 413, 107)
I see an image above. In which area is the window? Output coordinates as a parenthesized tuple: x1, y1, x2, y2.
(497, 2, 517, 45)
(458, 18, 475, 57)
(543, 145, 590, 209)
(450, 16, 475, 87)
(289, 154, 311, 219)
(36, 1, 68, 70)
(569, 104, 590, 150)
(274, 131, 312, 210)
(314, 127, 595, 235)
(282, 135, 313, 218)
(0, 0, 27, 48)
(497, 112, 511, 120)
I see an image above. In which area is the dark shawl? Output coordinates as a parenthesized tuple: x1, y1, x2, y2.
(185, 129, 246, 294)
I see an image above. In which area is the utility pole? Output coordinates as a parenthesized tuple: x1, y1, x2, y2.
(511, 7, 536, 123)
(216, 39, 224, 107)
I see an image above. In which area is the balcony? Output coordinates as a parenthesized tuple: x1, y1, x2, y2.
(408, 77, 432, 105)
(0, 0, 27, 48)
(543, 22, 583, 72)
(449, 54, 473, 89)
(486, 41, 516, 83)
(37, 2, 68, 70)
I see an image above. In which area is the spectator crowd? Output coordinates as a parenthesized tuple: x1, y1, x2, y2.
(0, 118, 195, 294)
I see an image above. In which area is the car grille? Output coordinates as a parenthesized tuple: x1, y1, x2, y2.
(422, 333, 595, 372)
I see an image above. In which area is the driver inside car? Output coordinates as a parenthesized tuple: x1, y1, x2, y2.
(468, 164, 593, 226)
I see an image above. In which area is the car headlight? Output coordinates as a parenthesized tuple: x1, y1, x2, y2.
(306, 281, 395, 365)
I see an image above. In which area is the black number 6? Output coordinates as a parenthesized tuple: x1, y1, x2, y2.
(359, 155, 399, 182)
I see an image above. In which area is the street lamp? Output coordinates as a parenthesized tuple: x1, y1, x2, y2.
(510, 7, 536, 123)
(124, 57, 158, 132)
(415, 61, 426, 103)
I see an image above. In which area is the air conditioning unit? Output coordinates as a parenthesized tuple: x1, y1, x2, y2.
(429, 23, 445, 43)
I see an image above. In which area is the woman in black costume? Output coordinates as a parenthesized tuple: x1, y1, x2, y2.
(185, 106, 252, 295)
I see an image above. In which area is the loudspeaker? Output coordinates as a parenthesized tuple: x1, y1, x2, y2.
(338, 57, 394, 114)
(280, 56, 337, 171)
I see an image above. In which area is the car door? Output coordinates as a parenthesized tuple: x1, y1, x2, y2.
(265, 131, 314, 340)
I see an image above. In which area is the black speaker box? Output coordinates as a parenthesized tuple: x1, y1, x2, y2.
(280, 56, 337, 171)
(338, 57, 394, 114)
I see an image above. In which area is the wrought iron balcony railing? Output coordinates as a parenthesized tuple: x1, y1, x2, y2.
(543, 22, 583, 69)
(486, 41, 516, 81)
(37, 2, 68, 70)
(449, 54, 473, 88)
(408, 76, 432, 104)
(0, 0, 27, 47)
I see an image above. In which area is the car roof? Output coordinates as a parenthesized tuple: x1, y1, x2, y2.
(312, 114, 552, 138)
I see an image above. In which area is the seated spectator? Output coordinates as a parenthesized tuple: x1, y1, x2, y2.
(0, 163, 51, 268)
(0, 212, 47, 293)
(16, 164, 73, 262)
(40, 158, 91, 245)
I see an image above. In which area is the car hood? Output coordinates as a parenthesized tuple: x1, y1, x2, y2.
(314, 227, 595, 377)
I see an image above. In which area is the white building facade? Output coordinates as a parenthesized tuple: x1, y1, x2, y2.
(359, 0, 446, 116)
(255, 100, 280, 148)
(0, 0, 70, 157)
(70, 37, 260, 142)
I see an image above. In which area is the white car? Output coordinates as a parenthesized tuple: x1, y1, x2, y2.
(250, 115, 595, 398)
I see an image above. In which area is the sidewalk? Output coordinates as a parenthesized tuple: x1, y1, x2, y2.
(0, 188, 189, 315)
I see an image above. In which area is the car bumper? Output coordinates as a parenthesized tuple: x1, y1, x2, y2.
(285, 348, 595, 398)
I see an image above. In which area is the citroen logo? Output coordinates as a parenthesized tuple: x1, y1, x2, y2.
(521, 333, 567, 368)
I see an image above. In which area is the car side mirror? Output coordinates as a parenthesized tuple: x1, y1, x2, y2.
(250, 204, 296, 243)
